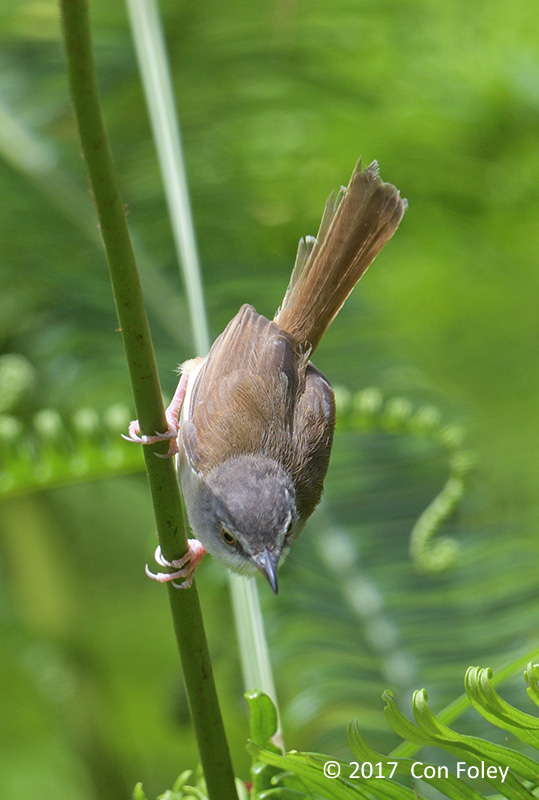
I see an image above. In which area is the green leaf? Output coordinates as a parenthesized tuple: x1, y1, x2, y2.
(411, 688, 539, 788)
(133, 783, 149, 800)
(383, 691, 429, 747)
(465, 667, 539, 746)
(311, 754, 413, 800)
(525, 663, 539, 708)
(246, 691, 283, 796)
(348, 719, 484, 800)
(269, 772, 311, 793)
(247, 744, 368, 800)
(172, 772, 196, 792)
(245, 691, 281, 752)
(347, 720, 422, 798)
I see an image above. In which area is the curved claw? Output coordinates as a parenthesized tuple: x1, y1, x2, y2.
(121, 432, 145, 444)
(155, 440, 179, 458)
(172, 576, 195, 589)
(152, 429, 178, 440)
(145, 563, 186, 581)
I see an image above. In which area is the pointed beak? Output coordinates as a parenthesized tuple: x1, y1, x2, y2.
(252, 548, 279, 594)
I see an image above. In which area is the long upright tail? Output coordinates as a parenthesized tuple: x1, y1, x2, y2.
(274, 160, 407, 351)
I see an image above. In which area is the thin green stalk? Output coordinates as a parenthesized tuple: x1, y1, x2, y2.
(124, 0, 280, 721)
(59, 2, 238, 798)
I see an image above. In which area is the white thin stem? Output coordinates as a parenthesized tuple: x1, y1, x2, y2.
(230, 576, 281, 743)
(125, 0, 209, 355)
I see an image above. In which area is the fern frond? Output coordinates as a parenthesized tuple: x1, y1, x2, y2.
(246, 659, 539, 799)
(0, 405, 142, 498)
(336, 387, 476, 573)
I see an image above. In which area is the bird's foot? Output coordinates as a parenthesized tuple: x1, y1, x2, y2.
(122, 369, 191, 457)
(145, 541, 206, 589)
(122, 419, 179, 457)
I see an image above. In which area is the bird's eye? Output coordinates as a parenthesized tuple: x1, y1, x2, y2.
(221, 527, 237, 547)
(285, 518, 294, 537)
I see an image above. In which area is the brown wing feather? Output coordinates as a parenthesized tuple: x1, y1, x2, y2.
(181, 304, 305, 473)
(289, 363, 335, 523)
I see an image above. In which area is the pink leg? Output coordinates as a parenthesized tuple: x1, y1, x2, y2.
(122, 371, 190, 457)
(145, 541, 206, 589)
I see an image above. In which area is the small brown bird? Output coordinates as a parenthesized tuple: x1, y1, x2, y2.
(126, 160, 407, 592)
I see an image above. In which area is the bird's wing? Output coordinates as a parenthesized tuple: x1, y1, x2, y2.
(288, 362, 335, 524)
(180, 304, 305, 474)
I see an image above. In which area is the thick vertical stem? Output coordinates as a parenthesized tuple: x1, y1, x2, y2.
(59, 1, 238, 797)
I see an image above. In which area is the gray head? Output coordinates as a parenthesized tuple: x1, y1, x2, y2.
(187, 454, 298, 593)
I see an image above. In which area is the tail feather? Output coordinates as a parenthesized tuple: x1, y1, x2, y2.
(275, 160, 407, 351)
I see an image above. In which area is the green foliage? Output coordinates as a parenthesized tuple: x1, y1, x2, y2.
(245, 662, 539, 799)
(245, 691, 283, 796)
(134, 663, 539, 798)
(0, 402, 140, 496)
(337, 387, 476, 573)
(133, 769, 251, 800)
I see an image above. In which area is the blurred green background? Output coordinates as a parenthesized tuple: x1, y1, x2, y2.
(0, 0, 538, 797)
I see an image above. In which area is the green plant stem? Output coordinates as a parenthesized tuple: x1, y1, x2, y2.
(59, 2, 238, 798)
